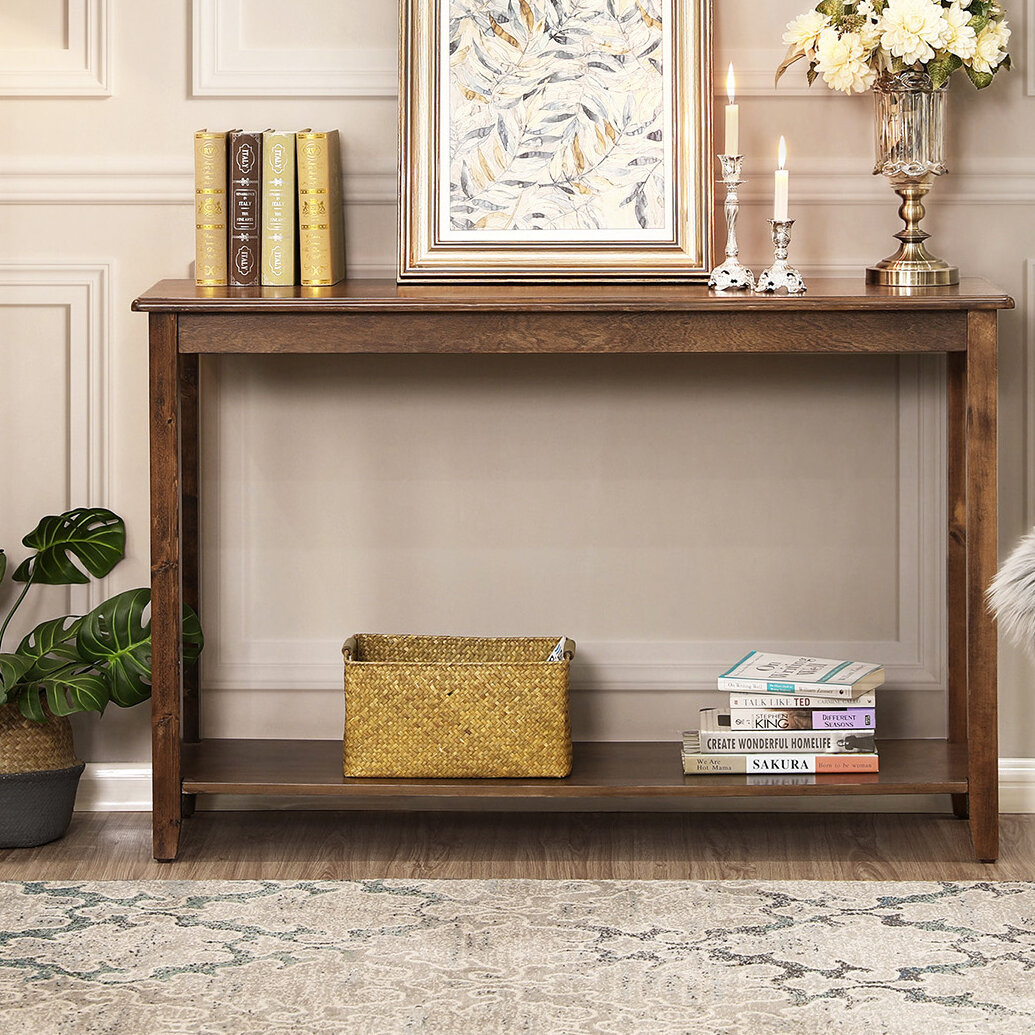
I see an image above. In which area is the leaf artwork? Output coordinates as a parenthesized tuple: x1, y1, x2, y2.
(448, 0, 668, 234)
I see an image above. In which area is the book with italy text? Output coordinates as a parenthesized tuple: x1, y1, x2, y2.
(229, 130, 262, 287)
(261, 130, 297, 286)
(193, 130, 227, 286)
(297, 130, 345, 286)
(717, 650, 884, 699)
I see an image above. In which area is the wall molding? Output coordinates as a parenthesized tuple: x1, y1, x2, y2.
(4, 158, 1035, 208)
(192, 0, 396, 97)
(201, 352, 946, 695)
(0, 264, 111, 612)
(1028, 0, 1035, 97)
(75, 763, 152, 811)
(0, 0, 110, 97)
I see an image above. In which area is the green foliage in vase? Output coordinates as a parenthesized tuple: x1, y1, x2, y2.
(777, 0, 1012, 93)
(0, 508, 203, 722)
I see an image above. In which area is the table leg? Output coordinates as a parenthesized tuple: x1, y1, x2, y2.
(965, 311, 999, 862)
(180, 354, 200, 819)
(149, 313, 184, 862)
(947, 351, 968, 820)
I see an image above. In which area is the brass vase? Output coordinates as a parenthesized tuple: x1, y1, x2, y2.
(867, 70, 958, 287)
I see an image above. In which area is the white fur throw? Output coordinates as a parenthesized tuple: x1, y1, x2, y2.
(987, 527, 1035, 653)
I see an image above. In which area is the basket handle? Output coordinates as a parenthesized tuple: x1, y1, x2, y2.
(562, 637, 576, 661)
(342, 636, 358, 662)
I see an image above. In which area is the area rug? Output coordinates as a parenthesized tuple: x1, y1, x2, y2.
(2, 879, 1035, 1034)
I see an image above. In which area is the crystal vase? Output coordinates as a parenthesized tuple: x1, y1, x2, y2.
(866, 71, 958, 287)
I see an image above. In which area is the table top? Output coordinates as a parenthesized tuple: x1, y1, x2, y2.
(133, 278, 1014, 315)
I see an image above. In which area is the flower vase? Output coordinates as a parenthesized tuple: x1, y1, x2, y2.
(866, 71, 958, 287)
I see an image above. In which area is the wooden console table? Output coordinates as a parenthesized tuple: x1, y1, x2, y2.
(133, 278, 1013, 863)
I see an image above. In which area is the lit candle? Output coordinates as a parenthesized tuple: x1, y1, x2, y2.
(724, 63, 738, 156)
(774, 136, 789, 221)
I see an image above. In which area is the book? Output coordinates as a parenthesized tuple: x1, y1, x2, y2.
(297, 130, 345, 286)
(685, 726, 876, 755)
(229, 130, 262, 286)
(681, 745, 880, 775)
(717, 650, 884, 699)
(261, 130, 297, 286)
(193, 130, 227, 286)
(708, 706, 875, 731)
(728, 690, 877, 709)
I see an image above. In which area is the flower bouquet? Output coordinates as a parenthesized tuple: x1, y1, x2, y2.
(777, 0, 1011, 93)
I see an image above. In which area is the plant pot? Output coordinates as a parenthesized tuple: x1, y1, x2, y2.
(866, 71, 958, 287)
(0, 703, 83, 848)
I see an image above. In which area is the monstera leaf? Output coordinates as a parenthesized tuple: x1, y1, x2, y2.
(0, 653, 34, 706)
(16, 616, 82, 679)
(40, 672, 109, 717)
(13, 508, 125, 585)
(77, 589, 204, 708)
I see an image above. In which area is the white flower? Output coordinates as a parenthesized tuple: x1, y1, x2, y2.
(782, 11, 830, 59)
(815, 29, 877, 93)
(970, 18, 1011, 73)
(941, 2, 977, 60)
(879, 0, 950, 65)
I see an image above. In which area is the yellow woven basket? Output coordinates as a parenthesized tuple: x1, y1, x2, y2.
(342, 633, 574, 778)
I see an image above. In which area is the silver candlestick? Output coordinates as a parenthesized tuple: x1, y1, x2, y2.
(756, 219, 806, 294)
(708, 155, 754, 291)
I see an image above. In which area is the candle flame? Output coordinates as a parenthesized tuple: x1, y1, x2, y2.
(778, 135, 787, 169)
(726, 62, 735, 104)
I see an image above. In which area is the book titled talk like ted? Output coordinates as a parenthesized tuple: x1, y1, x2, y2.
(718, 651, 885, 699)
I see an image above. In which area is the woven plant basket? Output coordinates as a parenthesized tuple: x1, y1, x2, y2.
(342, 634, 574, 778)
(0, 702, 80, 774)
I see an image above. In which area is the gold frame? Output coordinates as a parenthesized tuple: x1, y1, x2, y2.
(399, 0, 713, 282)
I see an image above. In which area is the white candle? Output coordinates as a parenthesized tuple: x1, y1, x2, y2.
(724, 62, 738, 155)
(774, 136, 789, 221)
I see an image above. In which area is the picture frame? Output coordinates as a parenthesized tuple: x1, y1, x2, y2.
(399, 0, 713, 282)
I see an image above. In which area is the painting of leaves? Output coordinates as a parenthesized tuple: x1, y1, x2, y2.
(448, 0, 668, 235)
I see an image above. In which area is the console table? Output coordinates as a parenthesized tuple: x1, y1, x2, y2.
(133, 278, 1013, 863)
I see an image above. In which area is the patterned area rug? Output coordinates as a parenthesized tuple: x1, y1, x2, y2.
(2, 879, 1035, 1034)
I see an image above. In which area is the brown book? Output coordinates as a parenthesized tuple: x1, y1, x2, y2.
(228, 130, 262, 286)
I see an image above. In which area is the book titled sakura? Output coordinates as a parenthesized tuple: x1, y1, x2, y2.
(717, 650, 884, 699)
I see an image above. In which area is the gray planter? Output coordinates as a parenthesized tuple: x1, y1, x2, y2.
(0, 763, 85, 848)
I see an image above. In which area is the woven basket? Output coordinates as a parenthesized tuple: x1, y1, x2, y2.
(342, 634, 574, 778)
(0, 702, 80, 775)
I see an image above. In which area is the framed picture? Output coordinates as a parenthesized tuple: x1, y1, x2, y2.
(399, 0, 712, 282)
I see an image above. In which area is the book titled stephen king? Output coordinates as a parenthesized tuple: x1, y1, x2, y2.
(704, 706, 876, 731)
(297, 130, 345, 286)
(193, 130, 227, 286)
(261, 130, 297, 286)
(717, 651, 885, 699)
(228, 130, 262, 286)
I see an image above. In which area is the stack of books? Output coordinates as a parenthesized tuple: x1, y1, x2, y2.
(682, 650, 884, 775)
(193, 128, 345, 289)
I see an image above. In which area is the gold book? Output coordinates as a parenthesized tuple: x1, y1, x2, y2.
(296, 130, 345, 286)
(193, 130, 227, 286)
(261, 130, 297, 286)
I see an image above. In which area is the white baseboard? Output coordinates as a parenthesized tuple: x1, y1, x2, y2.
(74, 757, 1035, 814)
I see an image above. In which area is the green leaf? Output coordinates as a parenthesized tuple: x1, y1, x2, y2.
(806, 63, 819, 87)
(815, 0, 844, 18)
(13, 508, 126, 585)
(19, 689, 46, 723)
(16, 616, 83, 678)
(966, 65, 994, 89)
(928, 56, 960, 89)
(42, 673, 109, 716)
(1000, 54, 1012, 72)
(0, 652, 35, 705)
(76, 589, 204, 709)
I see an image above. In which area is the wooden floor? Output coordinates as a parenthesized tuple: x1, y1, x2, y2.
(2, 811, 1035, 880)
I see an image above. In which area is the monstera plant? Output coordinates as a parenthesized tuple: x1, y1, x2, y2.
(0, 507, 202, 847)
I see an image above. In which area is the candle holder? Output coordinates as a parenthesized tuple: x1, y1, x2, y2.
(756, 218, 806, 294)
(708, 155, 754, 291)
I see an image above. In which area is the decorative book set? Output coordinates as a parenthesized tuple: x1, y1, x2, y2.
(682, 651, 885, 775)
(193, 129, 345, 289)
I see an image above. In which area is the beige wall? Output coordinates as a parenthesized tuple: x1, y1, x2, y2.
(0, 1, 1031, 767)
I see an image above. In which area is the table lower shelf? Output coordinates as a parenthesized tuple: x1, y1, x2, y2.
(180, 739, 967, 799)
